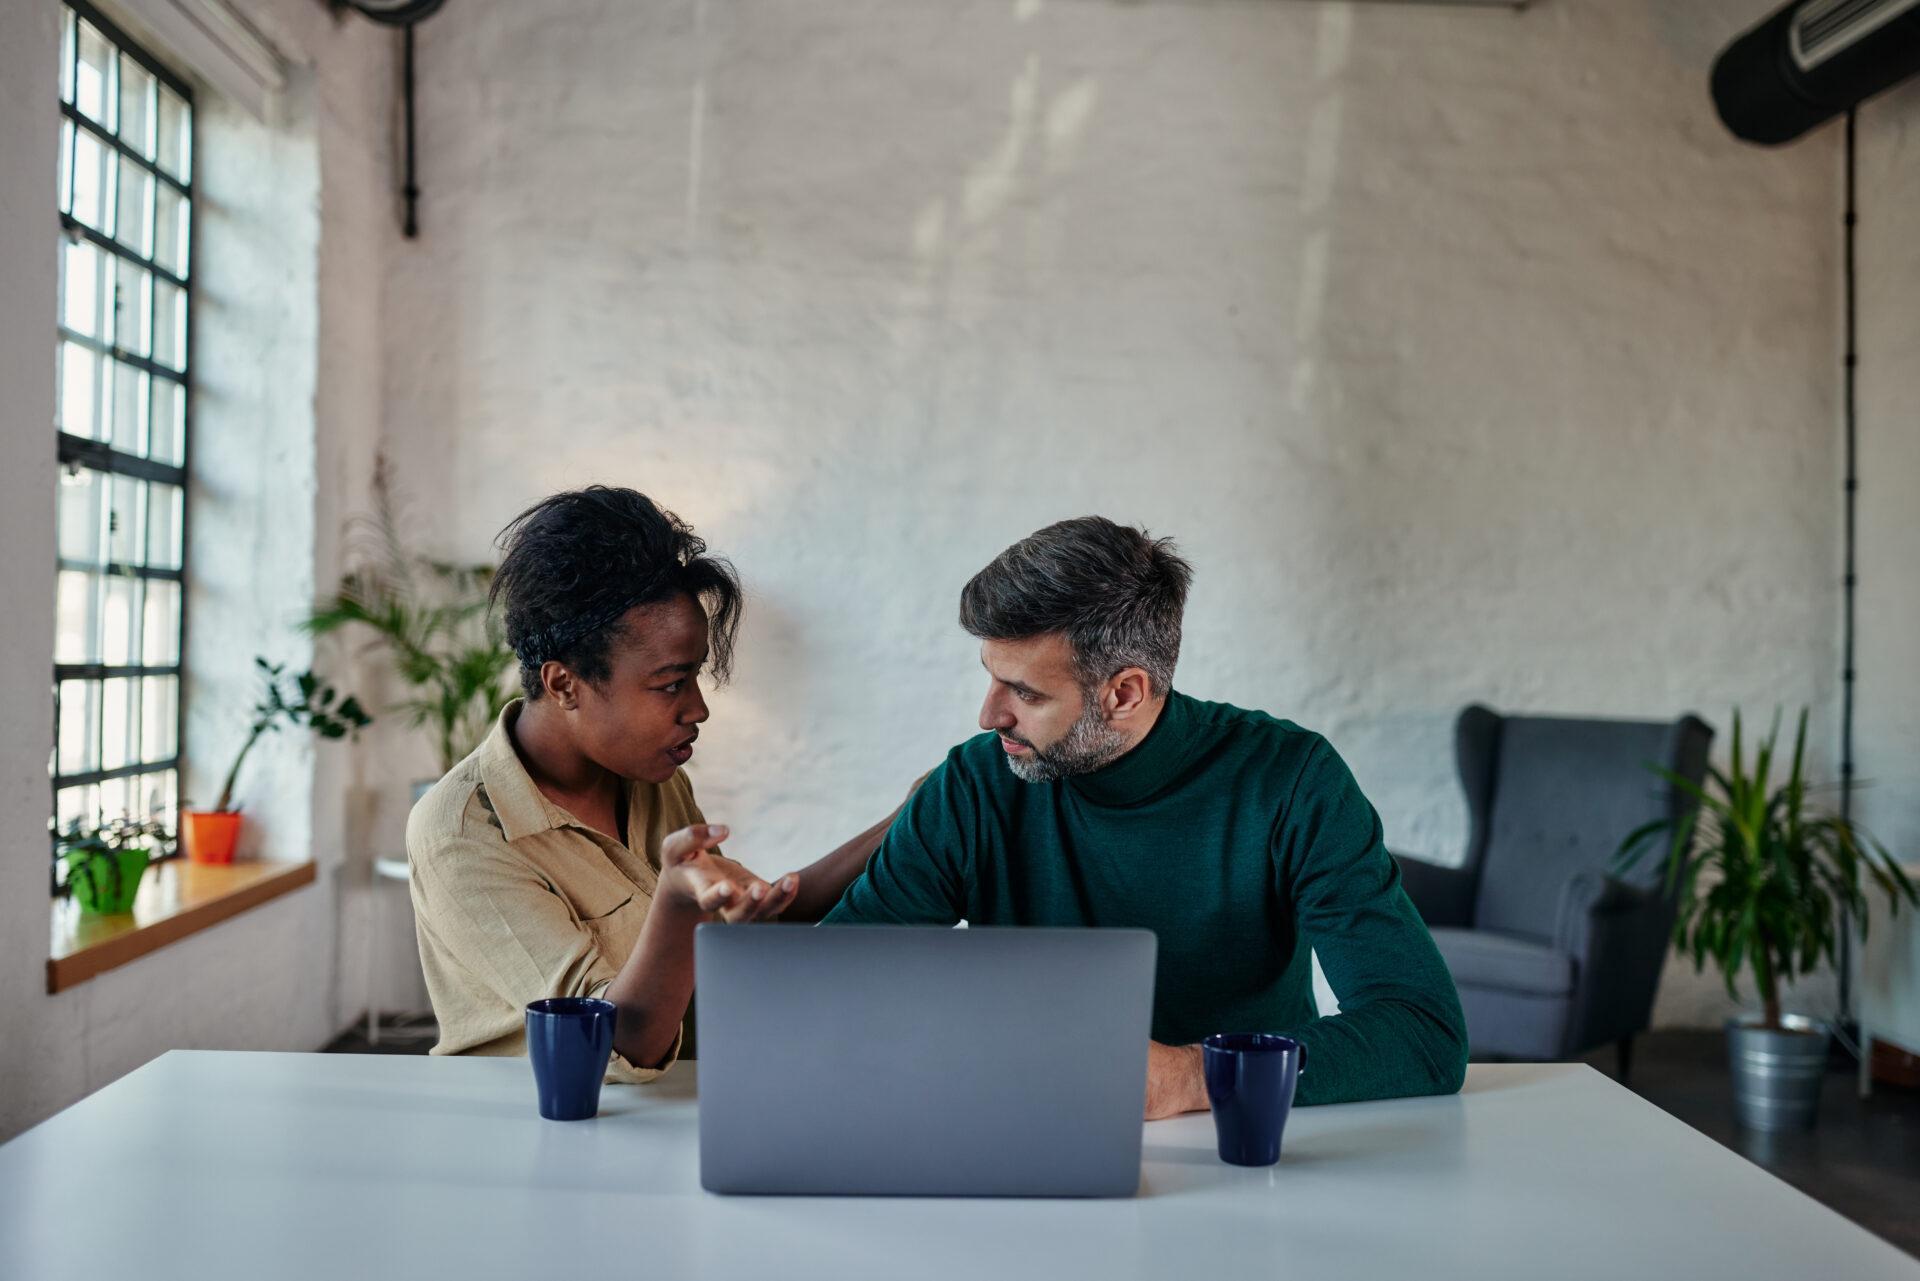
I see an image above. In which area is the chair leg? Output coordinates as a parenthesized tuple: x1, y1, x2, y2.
(1617, 1035, 1633, 1085)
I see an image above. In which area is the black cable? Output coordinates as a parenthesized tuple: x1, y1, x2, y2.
(1837, 107, 1859, 1033)
(333, 1, 440, 238)
(402, 23, 418, 239)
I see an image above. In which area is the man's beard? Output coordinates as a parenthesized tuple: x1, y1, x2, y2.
(1003, 695, 1130, 783)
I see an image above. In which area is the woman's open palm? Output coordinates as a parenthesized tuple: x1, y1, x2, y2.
(659, 824, 798, 923)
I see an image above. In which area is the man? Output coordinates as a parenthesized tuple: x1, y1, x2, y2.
(826, 516, 1468, 1117)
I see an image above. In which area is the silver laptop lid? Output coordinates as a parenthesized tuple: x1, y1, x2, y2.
(696, 925, 1157, 1198)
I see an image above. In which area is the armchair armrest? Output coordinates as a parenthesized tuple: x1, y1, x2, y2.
(1394, 852, 1477, 929)
(1556, 872, 1675, 1049)
(1553, 871, 1659, 956)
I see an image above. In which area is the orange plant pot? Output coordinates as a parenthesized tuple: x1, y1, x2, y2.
(182, 811, 242, 864)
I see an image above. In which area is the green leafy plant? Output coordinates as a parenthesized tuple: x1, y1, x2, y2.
(303, 456, 516, 773)
(1618, 709, 1918, 1030)
(208, 659, 373, 813)
(53, 815, 170, 910)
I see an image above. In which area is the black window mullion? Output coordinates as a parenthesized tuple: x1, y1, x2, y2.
(55, 663, 183, 681)
(53, 758, 182, 792)
(67, 1, 194, 102)
(60, 214, 187, 291)
(57, 327, 185, 390)
(174, 94, 194, 798)
(49, 677, 65, 892)
(60, 104, 191, 200)
(102, 129, 120, 253)
(174, 100, 196, 829)
(58, 433, 185, 486)
(128, 615, 144, 778)
(68, 8, 80, 111)
(56, 558, 184, 583)
(64, 109, 78, 215)
(56, 326, 185, 391)
(147, 222, 163, 433)
(92, 669, 106, 800)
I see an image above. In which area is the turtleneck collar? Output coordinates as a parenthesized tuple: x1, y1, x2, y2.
(1065, 690, 1208, 808)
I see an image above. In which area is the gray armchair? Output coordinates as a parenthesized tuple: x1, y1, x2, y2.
(1397, 705, 1713, 1079)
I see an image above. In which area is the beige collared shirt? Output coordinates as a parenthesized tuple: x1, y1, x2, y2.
(406, 700, 697, 1082)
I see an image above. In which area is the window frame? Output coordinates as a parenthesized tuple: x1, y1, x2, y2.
(51, 0, 196, 895)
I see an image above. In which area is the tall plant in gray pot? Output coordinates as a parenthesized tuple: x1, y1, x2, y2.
(304, 457, 517, 800)
(1617, 709, 1916, 1131)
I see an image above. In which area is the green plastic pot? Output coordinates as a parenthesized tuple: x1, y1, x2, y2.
(65, 847, 151, 915)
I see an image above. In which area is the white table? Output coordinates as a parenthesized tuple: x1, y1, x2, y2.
(2, 1053, 1914, 1281)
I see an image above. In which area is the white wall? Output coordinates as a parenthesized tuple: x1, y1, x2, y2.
(0, 0, 393, 1142)
(1854, 75, 1920, 1046)
(370, 0, 1858, 1028)
(1857, 80, 1920, 865)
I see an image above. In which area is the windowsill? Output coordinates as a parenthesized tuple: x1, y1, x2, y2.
(48, 859, 317, 994)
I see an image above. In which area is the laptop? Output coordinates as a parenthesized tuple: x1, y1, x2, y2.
(695, 924, 1157, 1197)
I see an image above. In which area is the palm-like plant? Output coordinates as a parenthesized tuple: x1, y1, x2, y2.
(1618, 709, 1917, 1030)
(303, 457, 517, 773)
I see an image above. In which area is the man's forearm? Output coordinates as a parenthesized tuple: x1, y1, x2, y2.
(1283, 992, 1468, 1106)
(783, 806, 901, 922)
(1145, 1041, 1209, 1119)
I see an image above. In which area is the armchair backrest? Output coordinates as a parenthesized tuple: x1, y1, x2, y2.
(1462, 706, 1713, 945)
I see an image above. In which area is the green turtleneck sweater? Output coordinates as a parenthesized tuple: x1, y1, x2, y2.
(824, 691, 1467, 1106)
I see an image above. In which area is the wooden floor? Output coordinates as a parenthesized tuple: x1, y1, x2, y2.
(325, 1020, 1919, 1258)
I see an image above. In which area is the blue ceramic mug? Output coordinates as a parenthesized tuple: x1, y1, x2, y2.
(525, 997, 618, 1121)
(1202, 1032, 1307, 1166)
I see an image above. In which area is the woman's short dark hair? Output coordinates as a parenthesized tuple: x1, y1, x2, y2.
(490, 487, 742, 698)
(958, 516, 1192, 696)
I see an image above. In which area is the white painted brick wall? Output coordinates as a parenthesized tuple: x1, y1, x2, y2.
(1855, 75, 1920, 1048)
(1858, 77, 1920, 862)
(372, 0, 1869, 1029)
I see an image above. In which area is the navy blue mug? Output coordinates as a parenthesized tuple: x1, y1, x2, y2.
(1202, 1032, 1307, 1166)
(525, 997, 618, 1121)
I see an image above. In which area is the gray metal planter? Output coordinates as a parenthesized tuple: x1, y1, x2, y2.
(1727, 1013, 1831, 1131)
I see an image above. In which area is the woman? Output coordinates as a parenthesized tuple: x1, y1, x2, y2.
(407, 487, 893, 1079)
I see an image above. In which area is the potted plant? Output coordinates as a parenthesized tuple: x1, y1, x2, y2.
(54, 815, 171, 915)
(182, 658, 374, 864)
(304, 456, 516, 790)
(1618, 709, 1917, 1131)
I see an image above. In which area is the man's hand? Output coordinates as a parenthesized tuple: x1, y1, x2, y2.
(658, 824, 798, 924)
(1145, 1040, 1209, 1120)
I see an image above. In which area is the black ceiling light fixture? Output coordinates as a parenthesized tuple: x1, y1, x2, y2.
(331, 0, 448, 237)
(1710, 0, 1920, 1065)
(1712, 0, 1920, 144)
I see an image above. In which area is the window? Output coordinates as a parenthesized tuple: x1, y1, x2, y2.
(52, 2, 194, 892)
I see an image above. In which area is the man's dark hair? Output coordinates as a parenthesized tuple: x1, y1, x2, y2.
(958, 516, 1193, 696)
(490, 487, 742, 698)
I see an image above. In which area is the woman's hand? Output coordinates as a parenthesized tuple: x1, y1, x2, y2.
(658, 824, 798, 923)
(604, 823, 794, 1070)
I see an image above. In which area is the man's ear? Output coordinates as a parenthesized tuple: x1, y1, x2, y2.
(1105, 668, 1154, 720)
(541, 661, 579, 711)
